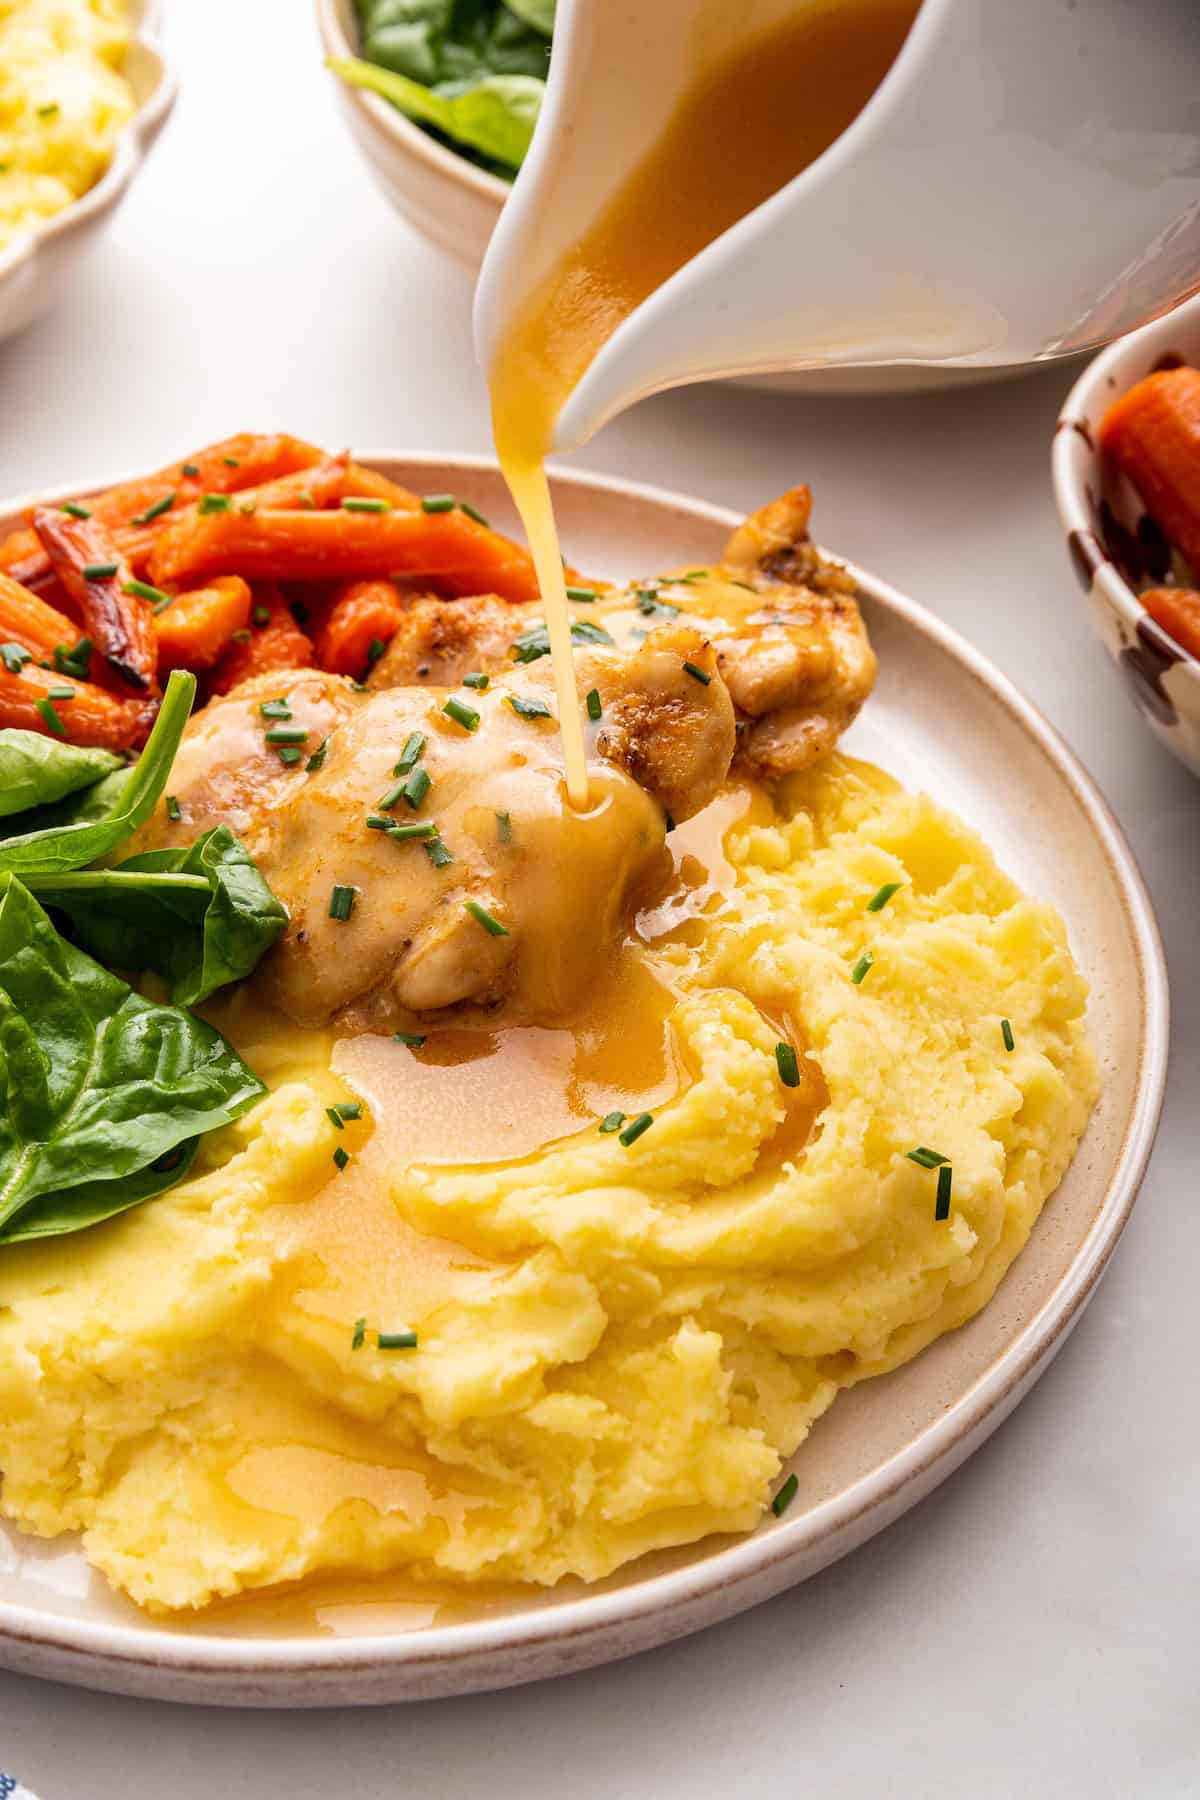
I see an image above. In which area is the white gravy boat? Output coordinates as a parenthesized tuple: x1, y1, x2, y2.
(475, 0, 1200, 451)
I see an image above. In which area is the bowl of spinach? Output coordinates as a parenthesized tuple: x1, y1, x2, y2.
(318, 0, 552, 268)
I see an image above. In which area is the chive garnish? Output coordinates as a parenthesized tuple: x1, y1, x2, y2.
(388, 821, 438, 841)
(182, 462, 200, 477)
(198, 493, 232, 515)
(775, 1042, 800, 1088)
(464, 899, 508, 936)
(306, 737, 329, 772)
(459, 501, 490, 527)
(906, 1146, 949, 1170)
(351, 1317, 366, 1350)
(332, 1146, 350, 1171)
(378, 1329, 418, 1350)
(443, 696, 480, 731)
(566, 586, 597, 603)
(681, 660, 711, 685)
(34, 697, 65, 735)
(401, 765, 431, 809)
(342, 497, 392, 514)
(867, 881, 902, 913)
(326, 1105, 345, 1130)
(61, 500, 91, 519)
(508, 694, 553, 721)
(424, 836, 453, 868)
(511, 618, 614, 663)
(81, 561, 118, 580)
(37, 103, 60, 118)
(0, 643, 31, 673)
(366, 637, 387, 669)
(230, 629, 252, 644)
(222, 456, 240, 468)
(394, 731, 426, 775)
(165, 794, 181, 822)
(335, 1101, 363, 1121)
(328, 884, 357, 921)
(47, 684, 74, 701)
(394, 1031, 426, 1048)
(376, 780, 406, 811)
(1001, 1018, 1015, 1053)
(495, 809, 512, 844)
(122, 578, 171, 609)
(366, 813, 395, 831)
(52, 638, 93, 679)
(619, 1112, 654, 1147)
(252, 605, 270, 627)
(585, 687, 602, 721)
(264, 726, 307, 744)
(463, 671, 490, 691)
(772, 1473, 799, 1517)
(131, 491, 175, 525)
(260, 698, 292, 719)
(421, 494, 456, 513)
(276, 746, 304, 765)
(935, 1163, 953, 1221)
(598, 1112, 626, 1134)
(850, 951, 874, 985)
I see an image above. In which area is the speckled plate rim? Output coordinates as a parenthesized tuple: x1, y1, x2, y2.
(0, 454, 1169, 1705)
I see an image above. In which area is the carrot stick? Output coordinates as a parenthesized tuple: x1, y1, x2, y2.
(343, 464, 421, 509)
(209, 584, 314, 695)
(70, 432, 325, 532)
(149, 506, 543, 603)
(1100, 367, 1200, 571)
(155, 577, 253, 673)
(313, 578, 404, 678)
(32, 510, 157, 696)
(1141, 587, 1200, 661)
(0, 661, 155, 750)
(0, 571, 88, 661)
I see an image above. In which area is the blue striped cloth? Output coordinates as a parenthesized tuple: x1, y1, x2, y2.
(0, 1776, 39, 1798)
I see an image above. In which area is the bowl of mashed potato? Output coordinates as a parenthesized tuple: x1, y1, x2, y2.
(0, 0, 177, 344)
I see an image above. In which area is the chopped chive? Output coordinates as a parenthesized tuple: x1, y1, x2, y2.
(328, 884, 357, 921)
(774, 1042, 800, 1088)
(566, 585, 597, 603)
(335, 1101, 363, 1121)
(867, 881, 903, 913)
(182, 462, 201, 477)
(935, 1163, 953, 1221)
(47, 684, 74, 701)
(850, 951, 874, 985)
(37, 102, 60, 118)
(464, 899, 508, 936)
(81, 561, 118, 580)
(585, 687, 602, 721)
(260, 698, 292, 720)
(342, 496, 392, 514)
(264, 726, 307, 744)
(459, 500, 491, 527)
(495, 809, 512, 844)
(772, 1473, 799, 1517)
(462, 671, 490, 691)
(0, 642, 31, 673)
(34, 697, 65, 736)
(618, 1112, 654, 1147)
(122, 578, 172, 609)
(388, 821, 438, 842)
(424, 835, 453, 868)
(222, 455, 240, 468)
(1001, 1018, 1015, 1053)
(394, 731, 426, 775)
(252, 605, 271, 627)
(230, 628, 252, 644)
(421, 493, 456, 513)
(906, 1146, 949, 1170)
(443, 695, 480, 731)
(131, 491, 176, 525)
(306, 737, 329, 772)
(52, 637, 93, 679)
(401, 765, 431, 809)
(598, 1112, 626, 1134)
(394, 1031, 426, 1048)
(276, 746, 304, 765)
(198, 493, 232, 515)
(165, 794, 181, 822)
(366, 813, 396, 831)
(365, 637, 387, 669)
(326, 1105, 345, 1130)
(507, 694, 553, 721)
(376, 780, 407, 811)
(679, 570, 708, 583)
(681, 660, 711, 685)
(378, 1329, 418, 1350)
(61, 500, 91, 519)
(351, 1317, 367, 1350)
(333, 1146, 350, 1171)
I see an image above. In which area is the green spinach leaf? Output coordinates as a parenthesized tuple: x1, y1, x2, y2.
(0, 732, 122, 820)
(332, 57, 543, 171)
(0, 876, 265, 1244)
(503, 0, 553, 36)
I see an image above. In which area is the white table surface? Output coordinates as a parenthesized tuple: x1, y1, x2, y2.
(0, 3, 1197, 1796)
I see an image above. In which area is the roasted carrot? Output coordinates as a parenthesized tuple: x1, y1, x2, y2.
(32, 509, 157, 696)
(0, 571, 89, 662)
(313, 579, 404, 678)
(149, 507, 542, 604)
(209, 584, 314, 695)
(1141, 587, 1200, 661)
(155, 577, 253, 673)
(0, 661, 155, 750)
(343, 464, 421, 510)
(1100, 367, 1200, 571)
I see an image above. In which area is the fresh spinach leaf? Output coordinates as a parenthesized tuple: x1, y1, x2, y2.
(0, 875, 265, 1245)
(29, 824, 288, 1007)
(503, 0, 553, 35)
(0, 731, 121, 819)
(0, 669, 194, 877)
(331, 56, 543, 170)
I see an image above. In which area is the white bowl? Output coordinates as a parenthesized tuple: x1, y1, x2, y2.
(1052, 293, 1200, 778)
(0, 0, 178, 346)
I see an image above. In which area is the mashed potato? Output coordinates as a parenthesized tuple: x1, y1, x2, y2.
(0, 2, 134, 255)
(0, 757, 1098, 1613)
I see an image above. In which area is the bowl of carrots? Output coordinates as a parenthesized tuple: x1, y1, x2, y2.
(1053, 291, 1200, 777)
(0, 432, 550, 753)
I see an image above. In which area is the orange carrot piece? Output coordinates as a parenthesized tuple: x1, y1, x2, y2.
(0, 571, 88, 661)
(155, 577, 253, 674)
(149, 507, 542, 604)
(1100, 367, 1200, 571)
(343, 464, 421, 509)
(209, 585, 314, 695)
(0, 662, 155, 750)
(32, 509, 157, 696)
(74, 433, 326, 532)
(313, 579, 404, 678)
(1141, 587, 1200, 661)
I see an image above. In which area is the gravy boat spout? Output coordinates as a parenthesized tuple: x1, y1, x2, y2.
(475, 0, 1200, 454)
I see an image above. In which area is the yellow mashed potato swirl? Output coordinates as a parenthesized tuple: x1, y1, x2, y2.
(0, 1, 135, 255)
(0, 757, 1098, 1613)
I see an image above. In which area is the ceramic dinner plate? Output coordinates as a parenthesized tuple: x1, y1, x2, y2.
(0, 456, 1167, 1706)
